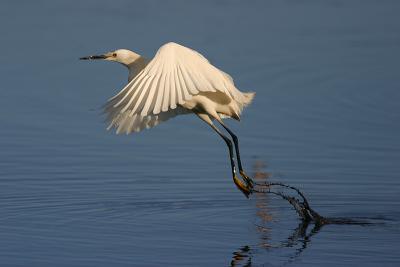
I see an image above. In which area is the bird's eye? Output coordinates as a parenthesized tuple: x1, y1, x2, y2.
(113, 53, 117, 57)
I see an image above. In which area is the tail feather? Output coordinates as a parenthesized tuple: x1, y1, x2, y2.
(226, 91, 255, 121)
(242, 92, 255, 107)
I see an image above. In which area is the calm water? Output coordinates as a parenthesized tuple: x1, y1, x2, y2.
(1, 1, 400, 266)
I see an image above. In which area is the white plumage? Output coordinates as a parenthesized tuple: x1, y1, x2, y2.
(100, 42, 254, 134)
(81, 42, 255, 197)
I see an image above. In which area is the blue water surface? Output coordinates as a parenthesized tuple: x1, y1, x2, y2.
(0, 1, 399, 266)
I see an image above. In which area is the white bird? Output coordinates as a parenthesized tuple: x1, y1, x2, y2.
(80, 42, 255, 197)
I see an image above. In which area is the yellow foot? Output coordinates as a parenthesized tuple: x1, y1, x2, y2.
(239, 170, 254, 189)
(233, 175, 252, 198)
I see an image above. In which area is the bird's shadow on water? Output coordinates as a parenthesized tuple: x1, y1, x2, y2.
(230, 160, 386, 267)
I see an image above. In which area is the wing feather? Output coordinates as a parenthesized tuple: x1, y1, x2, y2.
(169, 67, 177, 109)
(174, 66, 184, 105)
(113, 70, 146, 107)
(105, 42, 246, 133)
(120, 75, 150, 113)
(176, 64, 191, 102)
(132, 74, 157, 114)
(179, 64, 198, 95)
(152, 72, 167, 115)
(161, 70, 171, 112)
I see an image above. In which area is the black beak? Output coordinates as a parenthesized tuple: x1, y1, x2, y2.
(79, 54, 107, 60)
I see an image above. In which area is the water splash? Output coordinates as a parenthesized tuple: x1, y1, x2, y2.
(252, 181, 376, 226)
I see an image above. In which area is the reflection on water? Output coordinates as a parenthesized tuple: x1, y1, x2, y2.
(231, 161, 271, 267)
(231, 245, 252, 267)
(231, 159, 392, 266)
(230, 160, 386, 266)
(253, 161, 273, 225)
(232, 160, 323, 266)
(231, 160, 320, 266)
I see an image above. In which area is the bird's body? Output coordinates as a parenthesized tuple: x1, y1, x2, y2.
(81, 42, 255, 197)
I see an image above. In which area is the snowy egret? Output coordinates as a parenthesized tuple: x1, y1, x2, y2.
(80, 42, 255, 197)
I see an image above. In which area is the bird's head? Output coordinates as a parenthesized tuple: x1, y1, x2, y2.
(80, 49, 141, 66)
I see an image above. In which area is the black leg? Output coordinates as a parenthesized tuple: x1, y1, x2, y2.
(195, 113, 251, 198)
(208, 123, 251, 198)
(216, 129, 236, 177)
(219, 123, 253, 188)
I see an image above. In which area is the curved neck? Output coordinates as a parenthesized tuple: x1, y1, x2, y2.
(127, 57, 148, 82)
(119, 51, 148, 82)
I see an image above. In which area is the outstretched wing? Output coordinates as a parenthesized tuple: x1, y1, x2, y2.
(105, 42, 244, 134)
(105, 106, 190, 134)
